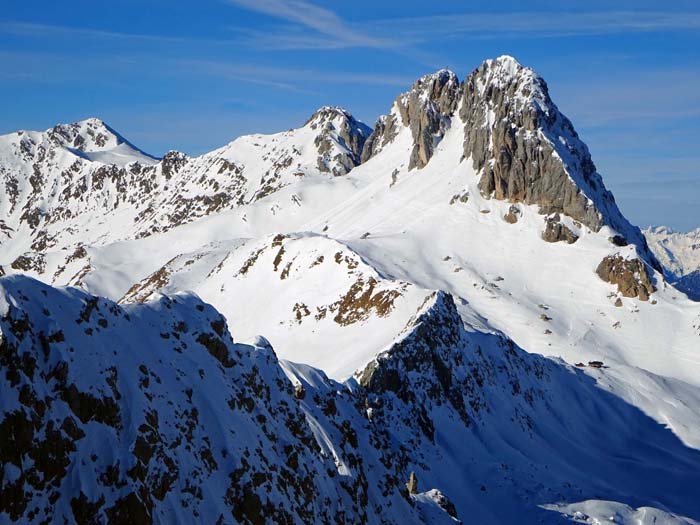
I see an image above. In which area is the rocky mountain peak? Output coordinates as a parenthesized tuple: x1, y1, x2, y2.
(404, 69, 460, 115)
(305, 106, 371, 176)
(360, 55, 658, 266)
(306, 106, 362, 129)
(362, 68, 461, 169)
(460, 57, 658, 258)
(48, 118, 126, 152)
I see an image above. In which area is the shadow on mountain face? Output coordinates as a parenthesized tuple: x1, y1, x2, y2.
(1, 276, 699, 525)
(348, 291, 700, 523)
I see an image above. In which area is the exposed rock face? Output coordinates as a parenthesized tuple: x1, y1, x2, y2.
(363, 70, 461, 169)
(542, 216, 579, 244)
(159, 150, 189, 180)
(596, 255, 656, 300)
(358, 291, 535, 435)
(0, 275, 451, 525)
(306, 106, 371, 176)
(357, 57, 660, 272)
(400, 70, 461, 170)
(460, 56, 612, 232)
(360, 113, 400, 163)
(406, 471, 419, 494)
(3, 276, 700, 524)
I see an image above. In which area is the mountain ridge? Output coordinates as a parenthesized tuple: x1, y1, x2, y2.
(3, 274, 700, 524)
(0, 56, 660, 271)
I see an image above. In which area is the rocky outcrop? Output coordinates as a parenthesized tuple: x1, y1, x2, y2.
(362, 70, 461, 169)
(542, 215, 579, 244)
(307, 106, 371, 176)
(400, 70, 461, 170)
(596, 255, 656, 300)
(460, 56, 613, 232)
(159, 150, 188, 180)
(358, 291, 544, 438)
(503, 205, 521, 224)
(360, 113, 400, 163)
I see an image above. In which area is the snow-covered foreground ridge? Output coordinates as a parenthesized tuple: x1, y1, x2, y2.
(3, 275, 700, 525)
(2, 55, 700, 524)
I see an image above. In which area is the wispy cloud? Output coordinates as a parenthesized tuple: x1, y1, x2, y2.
(226, 0, 394, 48)
(552, 67, 700, 128)
(225, 6, 700, 50)
(0, 21, 208, 44)
(0, 50, 412, 91)
(363, 11, 700, 42)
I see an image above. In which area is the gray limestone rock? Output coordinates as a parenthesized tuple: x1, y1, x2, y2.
(361, 113, 400, 163)
(406, 471, 419, 495)
(460, 57, 608, 232)
(362, 70, 461, 169)
(503, 205, 521, 224)
(307, 106, 371, 176)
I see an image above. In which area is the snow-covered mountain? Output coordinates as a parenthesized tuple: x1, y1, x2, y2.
(645, 226, 700, 300)
(2, 55, 700, 524)
(3, 275, 700, 524)
(0, 106, 369, 270)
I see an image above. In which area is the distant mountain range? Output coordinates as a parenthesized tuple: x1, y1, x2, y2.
(644, 226, 700, 300)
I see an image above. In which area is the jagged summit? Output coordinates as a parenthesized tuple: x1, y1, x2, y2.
(301, 106, 371, 176)
(470, 55, 550, 112)
(305, 105, 369, 131)
(361, 67, 460, 168)
(4, 117, 160, 166)
(460, 56, 658, 259)
(49, 118, 124, 152)
(361, 56, 656, 264)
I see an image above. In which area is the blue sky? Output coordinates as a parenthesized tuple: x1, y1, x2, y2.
(1, 1, 698, 230)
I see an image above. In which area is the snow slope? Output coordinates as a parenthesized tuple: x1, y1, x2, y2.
(0, 107, 369, 267)
(93, 67, 698, 387)
(119, 232, 432, 378)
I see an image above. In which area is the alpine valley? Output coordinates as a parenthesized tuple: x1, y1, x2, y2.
(2, 56, 700, 525)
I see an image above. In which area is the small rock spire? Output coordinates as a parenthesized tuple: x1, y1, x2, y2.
(406, 471, 419, 495)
